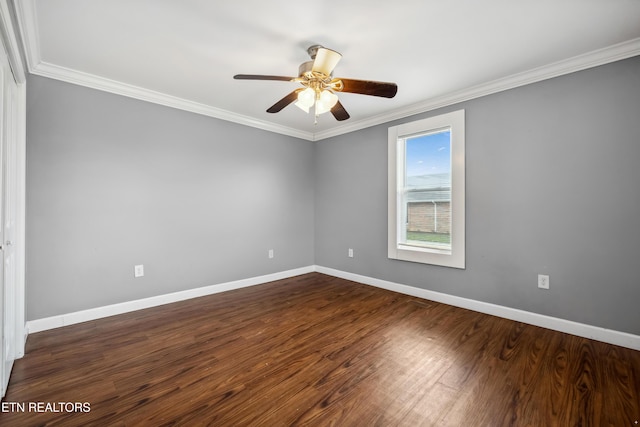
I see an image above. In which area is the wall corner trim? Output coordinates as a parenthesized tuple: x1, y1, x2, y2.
(314, 266, 640, 351)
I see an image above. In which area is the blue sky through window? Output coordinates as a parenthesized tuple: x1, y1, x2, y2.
(405, 130, 451, 177)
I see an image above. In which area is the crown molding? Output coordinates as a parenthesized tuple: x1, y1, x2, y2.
(12, 0, 39, 73)
(14, 0, 315, 141)
(32, 61, 315, 141)
(14, 0, 640, 142)
(314, 37, 640, 141)
(0, 0, 26, 83)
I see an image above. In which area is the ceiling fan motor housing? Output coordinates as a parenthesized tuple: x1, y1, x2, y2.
(298, 61, 314, 77)
(306, 44, 323, 59)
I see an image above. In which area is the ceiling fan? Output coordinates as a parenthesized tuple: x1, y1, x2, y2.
(233, 45, 398, 123)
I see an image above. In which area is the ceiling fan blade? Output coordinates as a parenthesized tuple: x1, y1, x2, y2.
(234, 74, 295, 81)
(312, 48, 342, 76)
(266, 90, 300, 113)
(330, 100, 350, 121)
(338, 78, 398, 98)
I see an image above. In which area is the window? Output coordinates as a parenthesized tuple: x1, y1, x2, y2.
(388, 110, 465, 268)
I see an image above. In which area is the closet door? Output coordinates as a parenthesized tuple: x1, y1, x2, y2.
(0, 39, 18, 398)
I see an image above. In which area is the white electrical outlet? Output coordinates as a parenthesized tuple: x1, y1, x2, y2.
(348, 248, 354, 258)
(538, 274, 549, 289)
(268, 249, 274, 259)
(134, 264, 144, 278)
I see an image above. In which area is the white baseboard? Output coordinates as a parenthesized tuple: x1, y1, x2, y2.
(26, 264, 640, 351)
(26, 266, 315, 334)
(314, 266, 640, 351)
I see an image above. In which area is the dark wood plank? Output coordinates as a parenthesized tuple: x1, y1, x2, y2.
(1, 273, 638, 426)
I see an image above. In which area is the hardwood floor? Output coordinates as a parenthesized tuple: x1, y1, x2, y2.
(1, 273, 639, 426)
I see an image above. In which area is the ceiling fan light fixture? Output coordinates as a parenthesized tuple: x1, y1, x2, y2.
(294, 101, 310, 113)
(315, 90, 339, 115)
(311, 47, 342, 76)
(295, 87, 315, 113)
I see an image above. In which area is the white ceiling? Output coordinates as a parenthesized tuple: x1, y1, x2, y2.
(13, 0, 640, 140)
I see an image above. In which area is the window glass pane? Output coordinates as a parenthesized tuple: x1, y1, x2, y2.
(401, 129, 451, 252)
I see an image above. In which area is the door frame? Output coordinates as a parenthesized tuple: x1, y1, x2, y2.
(0, 0, 27, 398)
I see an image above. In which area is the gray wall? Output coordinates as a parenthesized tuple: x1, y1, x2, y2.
(26, 56, 640, 336)
(314, 56, 640, 335)
(26, 75, 315, 320)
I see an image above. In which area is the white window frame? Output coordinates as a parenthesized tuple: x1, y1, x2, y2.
(388, 109, 465, 269)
